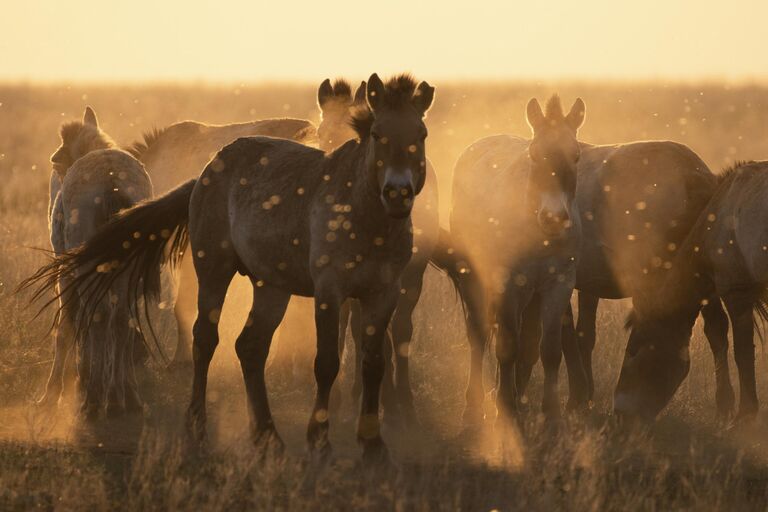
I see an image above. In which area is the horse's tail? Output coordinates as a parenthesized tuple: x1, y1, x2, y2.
(429, 227, 490, 350)
(18, 179, 197, 356)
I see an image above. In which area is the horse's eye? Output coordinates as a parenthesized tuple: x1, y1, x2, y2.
(371, 131, 381, 141)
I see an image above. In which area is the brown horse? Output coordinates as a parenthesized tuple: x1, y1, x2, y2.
(127, 115, 316, 365)
(25, 107, 152, 416)
(317, 78, 440, 424)
(451, 96, 587, 423)
(25, 74, 435, 464)
(615, 161, 768, 421)
(449, 97, 728, 425)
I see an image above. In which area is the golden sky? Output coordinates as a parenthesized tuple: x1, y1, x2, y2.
(2, 0, 767, 82)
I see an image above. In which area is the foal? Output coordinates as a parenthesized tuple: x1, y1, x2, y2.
(28, 74, 434, 463)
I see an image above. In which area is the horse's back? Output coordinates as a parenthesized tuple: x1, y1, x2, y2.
(577, 140, 715, 298)
(450, 134, 530, 265)
(703, 162, 768, 289)
(61, 149, 152, 249)
(138, 119, 317, 194)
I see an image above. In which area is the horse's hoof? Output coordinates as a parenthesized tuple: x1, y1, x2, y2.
(361, 436, 391, 469)
(35, 393, 59, 410)
(461, 407, 486, 430)
(80, 402, 101, 422)
(308, 439, 333, 469)
(253, 428, 285, 459)
(185, 410, 208, 446)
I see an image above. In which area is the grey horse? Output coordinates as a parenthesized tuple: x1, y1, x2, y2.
(24, 106, 152, 417)
(615, 161, 768, 421)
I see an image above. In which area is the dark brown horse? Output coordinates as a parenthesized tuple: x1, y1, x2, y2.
(316, 78, 440, 424)
(451, 96, 588, 422)
(615, 161, 768, 421)
(25, 74, 435, 464)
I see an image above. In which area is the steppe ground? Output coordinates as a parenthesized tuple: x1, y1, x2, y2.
(2, 81, 768, 510)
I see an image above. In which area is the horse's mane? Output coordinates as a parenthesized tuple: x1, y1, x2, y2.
(331, 79, 352, 99)
(350, 73, 420, 139)
(545, 94, 564, 119)
(125, 126, 169, 162)
(718, 160, 757, 184)
(60, 121, 115, 149)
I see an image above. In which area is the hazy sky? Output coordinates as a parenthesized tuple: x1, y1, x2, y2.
(2, 0, 767, 82)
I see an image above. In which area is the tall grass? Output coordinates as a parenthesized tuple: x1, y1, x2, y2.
(1, 81, 768, 510)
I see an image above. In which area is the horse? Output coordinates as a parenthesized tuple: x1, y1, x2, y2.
(24, 106, 153, 417)
(25, 74, 435, 464)
(126, 114, 317, 365)
(615, 161, 768, 421)
(316, 78, 440, 425)
(450, 96, 587, 423)
(450, 97, 729, 425)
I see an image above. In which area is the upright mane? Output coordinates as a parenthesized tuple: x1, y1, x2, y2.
(544, 95, 564, 119)
(350, 73, 419, 139)
(125, 126, 169, 161)
(718, 160, 756, 184)
(331, 79, 352, 99)
(60, 121, 115, 151)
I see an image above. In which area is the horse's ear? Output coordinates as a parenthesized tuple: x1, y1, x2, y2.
(353, 81, 367, 106)
(565, 98, 586, 132)
(366, 73, 385, 111)
(83, 106, 98, 128)
(526, 98, 545, 132)
(412, 81, 435, 116)
(317, 79, 334, 109)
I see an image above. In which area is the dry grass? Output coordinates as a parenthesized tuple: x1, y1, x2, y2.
(1, 81, 768, 510)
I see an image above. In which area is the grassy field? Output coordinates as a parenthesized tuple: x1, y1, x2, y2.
(2, 80, 768, 510)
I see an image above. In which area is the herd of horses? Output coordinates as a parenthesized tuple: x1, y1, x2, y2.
(18, 73, 768, 464)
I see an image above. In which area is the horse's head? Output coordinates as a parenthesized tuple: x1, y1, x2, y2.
(355, 73, 434, 219)
(525, 96, 585, 238)
(317, 78, 366, 152)
(51, 106, 113, 177)
(613, 307, 696, 421)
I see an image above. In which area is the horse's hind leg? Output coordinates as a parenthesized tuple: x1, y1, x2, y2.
(388, 262, 426, 426)
(172, 252, 197, 366)
(575, 292, 599, 402)
(236, 281, 290, 450)
(723, 293, 758, 420)
(701, 298, 735, 421)
(186, 262, 235, 444)
(457, 268, 491, 427)
(38, 285, 78, 408)
(496, 284, 533, 426)
(348, 299, 364, 407)
(514, 296, 541, 409)
(330, 299, 351, 415)
(562, 302, 589, 410)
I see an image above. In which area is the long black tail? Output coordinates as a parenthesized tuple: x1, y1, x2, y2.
(429, 227, 489, 348)
(18, 179, 197, 354)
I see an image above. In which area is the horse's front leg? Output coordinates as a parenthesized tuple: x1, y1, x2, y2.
(357, 285, 400, 466)
(539, 281, 576, 420)
(307, 284, 343, 459)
